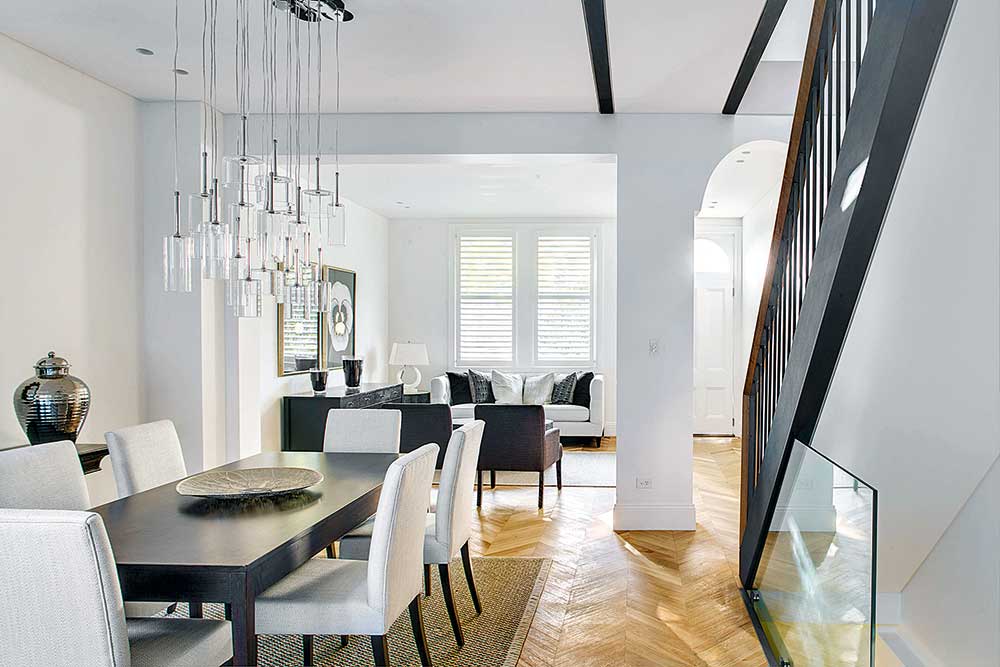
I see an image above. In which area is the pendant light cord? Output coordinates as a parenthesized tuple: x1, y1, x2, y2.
(173, 0, 180, 235)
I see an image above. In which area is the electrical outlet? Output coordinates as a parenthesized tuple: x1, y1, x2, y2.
(636, 477, 653, 490)
(648, 338, 659, 355)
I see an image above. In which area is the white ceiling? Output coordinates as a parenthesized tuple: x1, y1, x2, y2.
(762, 0, 813, 62)
(0, 0, 792, 113)
(329, 155, 617, 219)
(606, 0, 769, 112)
(698, 139, 786, 218)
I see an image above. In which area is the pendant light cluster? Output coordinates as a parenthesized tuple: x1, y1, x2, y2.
(164, 0, 352, 323)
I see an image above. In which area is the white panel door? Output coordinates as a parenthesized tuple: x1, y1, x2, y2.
(694, 234, 735, 435)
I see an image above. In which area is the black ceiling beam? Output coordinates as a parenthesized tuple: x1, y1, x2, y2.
(581, 0, 614, 114)
(722, 0, 788, 114)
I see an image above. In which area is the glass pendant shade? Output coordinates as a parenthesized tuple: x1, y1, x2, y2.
(188, 194, 211, 238)
(235, 277, 261, 318)
(326, 202, 347, 246)
(163, 234, 194, 293)
(270, 269, 286, 303)
(202, 222, 232, 280)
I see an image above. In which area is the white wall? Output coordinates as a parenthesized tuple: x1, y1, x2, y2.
(808, 0, 1000, 651)
(387, 218, 618, 429)
(902, 458, 1000, 666)
(739, 183, 780, 376)
(230, 111, 792, 529)
(254, 199, 391, 452)
(0, 35, 143, 505)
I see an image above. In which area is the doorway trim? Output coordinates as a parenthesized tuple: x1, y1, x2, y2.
(694, 218, 743, 436)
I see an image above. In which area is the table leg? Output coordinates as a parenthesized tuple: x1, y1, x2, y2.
(230, 576, 257, 666)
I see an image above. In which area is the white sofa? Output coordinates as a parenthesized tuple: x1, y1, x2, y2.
(430, 373, 605, 443)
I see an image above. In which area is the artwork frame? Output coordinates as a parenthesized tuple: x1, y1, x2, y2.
(276, 263, 322, 377)
(320, 265, 357, 371)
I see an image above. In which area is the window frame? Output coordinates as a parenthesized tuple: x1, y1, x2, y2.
(530, 226, 599, 369)
(448, 222, 600, 372)
(449, 228, 519, 370)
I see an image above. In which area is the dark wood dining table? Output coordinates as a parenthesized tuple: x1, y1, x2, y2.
(91, 451, 398, 666)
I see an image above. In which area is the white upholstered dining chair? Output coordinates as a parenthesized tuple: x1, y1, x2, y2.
(0, 440, 90, 510)
(104, 419, 188, 496)
(104, 419, 189, 618)
(0, 508, 232, 667)
(254, 443, 439, 667)
(339, 420, 486, 647)
(323, 408, 402, 454)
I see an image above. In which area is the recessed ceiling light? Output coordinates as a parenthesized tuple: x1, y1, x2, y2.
(136, 47, 154, 56)
(736, 159, 746, 164)
(173, 68, 189, 75)
(482, 192, 497, 197)
(741, 150, 751, 155)
(711, 201, 718, 204)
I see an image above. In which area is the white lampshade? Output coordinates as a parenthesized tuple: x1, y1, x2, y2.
(389, 342, 429, 366)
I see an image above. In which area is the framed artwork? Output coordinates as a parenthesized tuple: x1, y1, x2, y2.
(321, 266, 357, 370)
(277, 265, 321, 377)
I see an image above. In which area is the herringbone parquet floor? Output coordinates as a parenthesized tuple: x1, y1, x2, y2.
(468, 436, 766, 667)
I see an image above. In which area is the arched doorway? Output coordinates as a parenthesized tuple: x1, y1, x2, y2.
(695, 139, 787, 435)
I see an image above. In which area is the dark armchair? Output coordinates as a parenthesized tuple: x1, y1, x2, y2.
(474, 404, 562, 509)
(382, 402, 453, 468)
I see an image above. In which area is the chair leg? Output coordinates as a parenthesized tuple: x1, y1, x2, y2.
(460, 541, 482, 615)
(189, 602, 203, 618)
(538, 471, 545, 509)
(165, 603, 177, 615)
(224, 604, 232, 621)
(424, 563, 432, 597)
(490, 469, 496, 488)
(326, 544, 335, 559)
(556, 459, 563, 490)
(439, 563, 466, 647)
(370, 635, 390, 667)
(476, 469, 483, 507)
(341, 635, 349, 648)
(408, 595, 433, 666)
(303, 634, 314, 666)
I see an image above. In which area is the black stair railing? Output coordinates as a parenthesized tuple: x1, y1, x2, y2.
(738, 0, 957, 621)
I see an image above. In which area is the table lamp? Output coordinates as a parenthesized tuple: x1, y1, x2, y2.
(389, 342, 429, 393)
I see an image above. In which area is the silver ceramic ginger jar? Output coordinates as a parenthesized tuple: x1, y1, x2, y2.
(13, 352, 91, 444)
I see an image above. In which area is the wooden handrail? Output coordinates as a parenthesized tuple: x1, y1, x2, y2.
(743, 0, 829, 398)
(739, 0, 829, 540)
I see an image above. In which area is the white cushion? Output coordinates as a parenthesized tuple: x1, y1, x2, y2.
(451, 403, 476, 419)
(542, 404, 591, 422)
(0, 441, 90, 510)
(255, 559, 384, 636)
(127, 617, 233, 667)
(523, 373, 555, 405)
(105, 420, 187, 497)
(339, 513, 451, 564)
(491, 370, 523, 404)
(324, 409, 401, 453)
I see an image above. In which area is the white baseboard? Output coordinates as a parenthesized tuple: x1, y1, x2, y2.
(604, 421, 616, 436)
(878, 626, 942, 667)
(613, 503, 696, 530)
(877, 592, 903, 625)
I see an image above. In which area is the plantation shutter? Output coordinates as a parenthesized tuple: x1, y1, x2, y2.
(536, 234, 594, 363)
(457, 234, 514, 365)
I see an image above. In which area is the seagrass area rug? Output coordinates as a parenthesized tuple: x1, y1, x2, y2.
(161, 556, 550, 666)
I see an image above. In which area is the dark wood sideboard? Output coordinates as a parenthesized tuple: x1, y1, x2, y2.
(280, 382, 404, 451)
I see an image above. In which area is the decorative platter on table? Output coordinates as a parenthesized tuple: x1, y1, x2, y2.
(176, 467, 323, 499)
